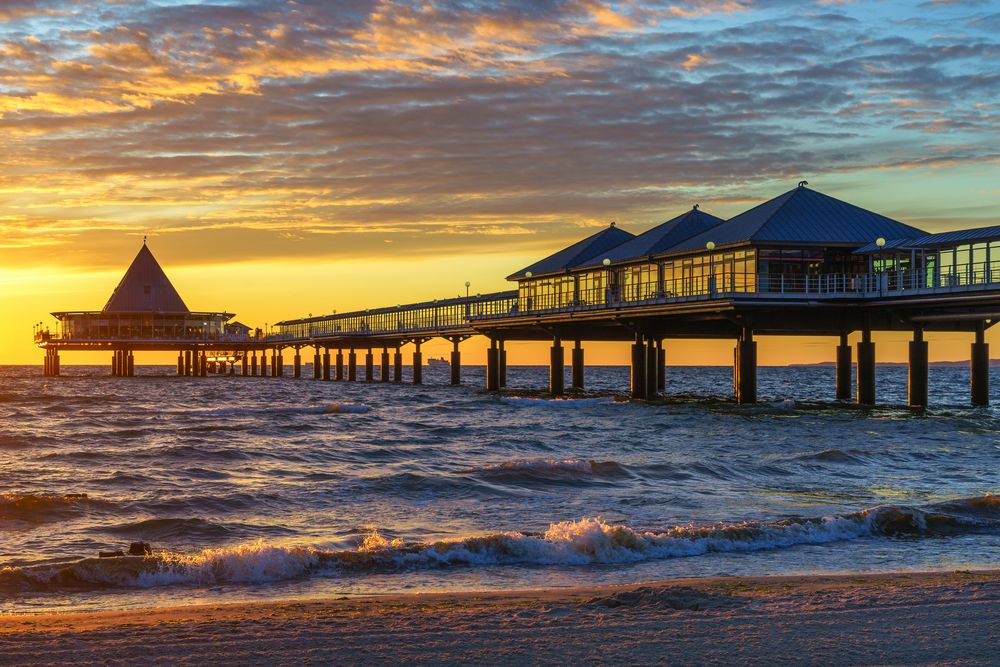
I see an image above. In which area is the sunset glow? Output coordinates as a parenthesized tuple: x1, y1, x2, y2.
(2, 0, 998, 364)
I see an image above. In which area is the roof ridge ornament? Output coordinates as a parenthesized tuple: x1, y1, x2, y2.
(798, 180, 809, 189)
(610, 220, 616, 228)
(693, 204, 700, 210)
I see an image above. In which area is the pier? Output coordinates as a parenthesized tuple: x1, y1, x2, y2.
(37, 184, 1000, 407)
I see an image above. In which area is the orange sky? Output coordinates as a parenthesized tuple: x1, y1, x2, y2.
(1, 1, 998, 366)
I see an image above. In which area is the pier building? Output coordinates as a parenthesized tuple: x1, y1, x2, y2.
(38, 241, 264, 377)
(37, 184, 1000, 407)
(267, 184, 1000, 407)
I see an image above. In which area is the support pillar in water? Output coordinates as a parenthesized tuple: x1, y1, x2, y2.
(972, 322, 990, 406)
(549, 337, 564, 397)
(322, 349, 331, 381)
(856, 329, 876, 406)
(335, 349, 344, 381)
(656, 340, 666, 393)
(735, 326, 757, 404)
(127, 351, 134, 377)
(250, 350, 258, 377)
(293, 350, 301, 378)
(276, 351, 283, 377)
(630, 334, 647, 400)
(836, 332, 852, 400)
(258, 350, 266, 378)
(242, 354, 248, 376)
(486, 339, 500, 392)
(313, 348, 321, 380)
(381, 348, 390, 383)
(200, 351, 208, 377)
(177, 353, 184, 376)
(645, 337, 658, 399)
(53, 351, 59, 376)
(450, 339, 461, 386)
(365, 349, 374, 382)
(412, 341, 423, 385)
(571, 341, 584, 390)
(348, 349, 357, 381)
(908, 328, 928, 408)
(393, 347, 403, 383)
(499, 339, 507, 388)
(111, 351, 118, 377)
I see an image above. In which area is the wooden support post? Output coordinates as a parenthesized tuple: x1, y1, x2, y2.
(177, 353, 184, 376)
(413, 341, 423, 385)
(335, 349, 344, 381)
(499, 340, 507, 388)
(313, 349, 321, 380)
(857, 329, 876, 406)
(200, 351, 207, 377)
(348, 349, 357, 381)
(393, 348, 403, 383)
(836, 332, 852, 400)
(630, 334, 647, 400)
(191, 350, 199, 377)
(486, 339, 500, 392)
(908, 328, 928, 408)
(322, 349, 331, 381)
(53, 351, 59, 377)
(127, 351, 134, 377)
(276, 351, 283, 377)
(381, 348, 390, 383)
(43, 351, 49, 377)
(645, 337, 657, 399)
(259, 351, 266, 377)
(450, 339, 461, 386)
(571, 340, 584, 390)
(550, 337, 564, 397)
(251, 351, 258, 376)
(365, 349, 374, 382)
(735, 326, 757, 404)
(972, 323, 990, 406)
(293, 351, 301, 378)
(242, 354, 248, 376)
(656, 339, 666, 393)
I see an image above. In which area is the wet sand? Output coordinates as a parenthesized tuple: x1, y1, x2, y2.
(3, 570, 999, 666)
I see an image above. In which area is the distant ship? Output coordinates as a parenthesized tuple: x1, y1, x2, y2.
(426, 357, 450, 367)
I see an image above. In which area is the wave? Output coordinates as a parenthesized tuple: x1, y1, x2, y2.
(191, 404, 369, 417)
(503, 397, 614, 408)
(5, 495, 999, 596)
(466, 459, 632, 484)
(0, 493, 109, 524)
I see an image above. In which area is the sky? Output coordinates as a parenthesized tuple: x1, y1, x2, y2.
(1, 0, 999, 366)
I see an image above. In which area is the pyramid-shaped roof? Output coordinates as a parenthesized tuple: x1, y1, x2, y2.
(102, 243, 190, 313)
(669, 185, 927, 253)
(507, 224, 635, 280)
(577, 207, 726, 268)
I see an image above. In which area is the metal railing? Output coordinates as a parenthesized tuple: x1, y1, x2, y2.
(260, 261, 1000, 341)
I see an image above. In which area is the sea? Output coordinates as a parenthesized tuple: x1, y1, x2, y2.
(2, 363, 1000, 614)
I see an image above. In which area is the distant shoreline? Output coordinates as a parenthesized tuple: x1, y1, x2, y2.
(3, 569, 998, 665)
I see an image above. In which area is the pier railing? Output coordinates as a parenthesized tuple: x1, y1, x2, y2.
(268, 262, 1000, 341)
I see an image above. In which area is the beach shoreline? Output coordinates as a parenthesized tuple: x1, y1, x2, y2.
(3, 568, 999, 665)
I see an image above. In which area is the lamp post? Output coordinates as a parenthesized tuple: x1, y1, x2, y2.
(706, 241, 716, 294)
(465, 281, 471, 298)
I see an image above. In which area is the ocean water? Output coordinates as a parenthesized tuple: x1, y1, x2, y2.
(2, 363, 1000, 614)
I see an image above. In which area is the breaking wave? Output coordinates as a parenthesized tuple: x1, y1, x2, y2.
(467, 459, 632, 483)
(4, 496, 999, 596)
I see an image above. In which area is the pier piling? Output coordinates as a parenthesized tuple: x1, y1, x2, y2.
(734, 326, 757, 404)
(293, 350, 301, 378)
(630, 334, 647, 400)
(365, 349, 374, 382)
(322, 349, 331, 381)
(313, 348, 321, 379)
(656, 340, 666, 393)
(450, 339, 461, 386)
(550, 337, 564, 397)
(836, 332, 852, 400)
(242, 354, 248, 376)
(908, 328, 928, 408)
(645, 337, 657, 399)
(335, 349, 344, 381)
(177, 354, 184, 376)
(972, 323, 990, 406)
(393, 348, 403, 382)
(857, 329, 876, 406)
(486, 339, 500, 392)
(571, 340, 584, 390)
(381, 348, 390, 383)
(127, 351, 134, 377)
(259, 351, 266, 377)
(251, 351, 258, 376)
(499, 340, 507, 387)
(413, 341, 423, 385)
(348, 349, 357, 381)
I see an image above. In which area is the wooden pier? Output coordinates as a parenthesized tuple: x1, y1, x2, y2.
(37, 185, 1000, 407)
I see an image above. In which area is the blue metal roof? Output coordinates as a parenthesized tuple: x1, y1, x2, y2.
(507, 224, 635, 280)
(575, 207, 726, 268)
(670, 185, 927, 253)
(854, 224, 1000, 254)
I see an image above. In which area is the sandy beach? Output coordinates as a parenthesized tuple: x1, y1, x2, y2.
(3, 569, 999, 666)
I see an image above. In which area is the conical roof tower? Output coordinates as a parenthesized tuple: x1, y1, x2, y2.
(102, 242, 190, 313)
